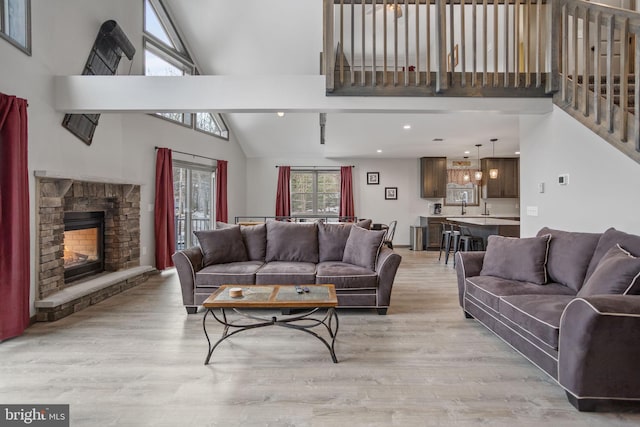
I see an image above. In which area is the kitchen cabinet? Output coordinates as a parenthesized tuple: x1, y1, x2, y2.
(481, 158, 519, 198)
(427, 217, 445, 250)
(420, 157, 447, 198)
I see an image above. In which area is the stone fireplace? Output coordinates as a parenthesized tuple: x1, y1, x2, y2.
(35, 172, 154, 321)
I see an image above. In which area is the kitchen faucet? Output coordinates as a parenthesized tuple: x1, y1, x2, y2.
(461, 200, 467, 215)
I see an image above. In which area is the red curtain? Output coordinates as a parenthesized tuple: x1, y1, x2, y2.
(275, 166, 290, 217)
(0, 94, 30, 341)
(340, 166, 354, 218)
(154, 148, 176, 270)
(215, 160, 228, 223)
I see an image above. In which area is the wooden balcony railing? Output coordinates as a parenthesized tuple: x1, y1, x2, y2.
(323, 0, 554, 97)
(555, 0, 640, 164)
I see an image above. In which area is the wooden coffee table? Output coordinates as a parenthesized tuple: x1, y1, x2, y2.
(202, 284, 339, 364)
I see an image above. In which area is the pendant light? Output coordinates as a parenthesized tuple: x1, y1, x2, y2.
(463, 156, 470, 182)
(474, 144, 483, 181)
(489, 138, 499, 179)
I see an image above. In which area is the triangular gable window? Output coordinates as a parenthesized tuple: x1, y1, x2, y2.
(144, 0, 173, 48)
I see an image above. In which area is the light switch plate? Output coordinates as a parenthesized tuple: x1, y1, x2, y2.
(538, 182, 545, 193)
(558, 174, 569, 185)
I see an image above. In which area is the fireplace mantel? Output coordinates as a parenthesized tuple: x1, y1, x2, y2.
(35, 170, 144, 186)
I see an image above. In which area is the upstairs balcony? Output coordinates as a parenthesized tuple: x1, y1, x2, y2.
(321, 0, 640, 165)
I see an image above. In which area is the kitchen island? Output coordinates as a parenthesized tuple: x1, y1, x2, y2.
(445, 216, 520, 244)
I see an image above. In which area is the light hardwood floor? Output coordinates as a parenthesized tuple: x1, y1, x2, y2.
(1, 249, 639, 426)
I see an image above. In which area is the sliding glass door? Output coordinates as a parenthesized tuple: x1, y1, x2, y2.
(173, 161, 215, 250)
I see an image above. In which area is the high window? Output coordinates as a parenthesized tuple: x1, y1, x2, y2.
(143, 0, 228, 139)
(0, 0, 31, 54)
(291, 170, 340, 217)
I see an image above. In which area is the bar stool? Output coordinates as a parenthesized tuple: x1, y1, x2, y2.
(445, 224, 461, 265)
(458, 226, 485, 252)
(438, 222, 451, 262)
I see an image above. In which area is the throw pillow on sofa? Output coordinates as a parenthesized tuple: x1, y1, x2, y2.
(585, 227, 640, 282)
(318, 222, 353, 262)
(536, 227, 601, 292)
(194, 226, 249, 267)
(342, 226, 386, 271)
(577, 244, 640, 297)
(215, 221, 266, 261)
(480, 234, 551, 285)
(265, 221, 319, 263)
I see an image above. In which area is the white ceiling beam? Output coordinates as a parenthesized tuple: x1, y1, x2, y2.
(54, 75, 552, 114)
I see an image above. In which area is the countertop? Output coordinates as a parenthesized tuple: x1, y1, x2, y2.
(445, 217, 521, 226)
(425, 214, 519, 219)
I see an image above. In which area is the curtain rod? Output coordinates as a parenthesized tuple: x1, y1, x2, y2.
(276, 165, 354, 169)
(155, 146, 218, 162)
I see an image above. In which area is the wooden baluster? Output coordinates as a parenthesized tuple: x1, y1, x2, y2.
(472, 0, 477, 87)
(515, 0, 520, 88)
(415, 0, 419, 86)
(535, 0, 542, 88)
(493, 0, 498, 87)
(324, 0, 335, 92)
(483, 0, 488, 87)
(594, 11, 602, 125)
(583, 7, 590, 117)
(461, 0, 466, 88)
(372, 0, 376, 87)
(620, 17, 629, 142)
(572, 6, 579, 110)
(525, 0, 531, 88)
(405, 0, 409, 87)
(436, 0, 447, 92)
(450, 0, 455, 86)
(504, 0, 509, 88)
(351, 2, 355, 85)
(562, 3, 568, 102)
(635, 32, 640, 151)
(394, 0, 399, 86)
(426, 0, 431, 86)
(607, 14, 614, 134)
(384, 0, 388, 86)
(340, 0, 344, 85)
(361, 0, 365, 86)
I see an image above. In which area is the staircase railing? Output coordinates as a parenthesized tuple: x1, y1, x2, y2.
(322, 0, 555, 97)
(555, 0, 640, 163)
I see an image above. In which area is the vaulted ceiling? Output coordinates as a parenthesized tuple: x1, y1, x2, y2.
(164, 0, 544, 159)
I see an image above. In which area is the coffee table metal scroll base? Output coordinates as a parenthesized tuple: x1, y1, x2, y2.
(203, 307, 339, 364)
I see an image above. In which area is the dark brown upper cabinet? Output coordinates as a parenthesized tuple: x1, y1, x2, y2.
(481, 158, 520, 198)
(420, 157, 447, 198)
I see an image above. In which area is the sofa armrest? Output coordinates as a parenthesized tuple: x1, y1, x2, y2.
(375, 246, 402, 308)
(171, 247, 204, 307)
(454, 251, 486, 308)
(558, 295, 640, 404)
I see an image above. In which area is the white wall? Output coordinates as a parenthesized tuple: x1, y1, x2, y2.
(0, 0, 246, 314)
(520, 106, 640, 237)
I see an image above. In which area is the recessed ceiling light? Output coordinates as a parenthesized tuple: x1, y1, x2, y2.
(432, 138, 444, 142)
(403, 124, 411, 130)
(515, 151, 520, 155)
(277, 112, 285, 117)
(377, 149, 382, 153)
(464, 150, 470, 154)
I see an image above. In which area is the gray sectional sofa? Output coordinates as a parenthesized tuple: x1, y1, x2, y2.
(455, 227, 640, 411)
(172, 220, 402, 315)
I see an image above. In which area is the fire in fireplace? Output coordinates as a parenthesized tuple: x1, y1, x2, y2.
(63, 211, 105, 282)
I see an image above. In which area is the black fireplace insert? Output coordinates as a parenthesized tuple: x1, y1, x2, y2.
(63, 211, 105, 283)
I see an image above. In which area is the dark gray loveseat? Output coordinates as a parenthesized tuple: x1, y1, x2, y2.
(455, 227, 640, 411)
(172, 220, 402, 315)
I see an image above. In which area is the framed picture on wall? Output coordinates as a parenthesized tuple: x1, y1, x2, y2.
(367, 172, 380, 185)
(385, 187, 398, 200)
